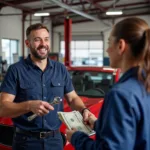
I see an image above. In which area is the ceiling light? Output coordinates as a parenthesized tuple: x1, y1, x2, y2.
(34, 13, 50, 16)
(106, 10, 123, 15)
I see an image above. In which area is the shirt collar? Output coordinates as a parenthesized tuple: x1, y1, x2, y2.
(118, 66, 139, 83)
(25, 54, 53, 69)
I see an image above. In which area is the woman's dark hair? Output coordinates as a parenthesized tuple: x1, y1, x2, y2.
(26, 23, 49, 39)
(112, 17, 150, 92)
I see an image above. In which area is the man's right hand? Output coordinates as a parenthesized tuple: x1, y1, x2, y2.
(87, 114, 97, 129)
(29, 100, 54, 116)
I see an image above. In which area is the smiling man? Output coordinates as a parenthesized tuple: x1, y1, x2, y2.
(0, 23, 92, 150)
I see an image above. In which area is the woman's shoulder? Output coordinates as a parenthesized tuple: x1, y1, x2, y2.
(107, 77, 146, 107)
(113, 77, 143, 94)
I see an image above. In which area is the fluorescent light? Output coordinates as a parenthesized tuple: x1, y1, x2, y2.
(106, 10, 123, 15)
(34, 13, 50, 16)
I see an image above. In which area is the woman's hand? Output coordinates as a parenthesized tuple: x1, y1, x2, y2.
(66, 128, 77, 142)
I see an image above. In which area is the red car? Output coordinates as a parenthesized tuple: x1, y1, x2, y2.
(0, 66, 121, 150)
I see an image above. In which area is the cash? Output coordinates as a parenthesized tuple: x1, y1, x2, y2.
(58, 111, 95, 136)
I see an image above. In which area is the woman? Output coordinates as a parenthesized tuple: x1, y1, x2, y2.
(66, 17, 150, 150)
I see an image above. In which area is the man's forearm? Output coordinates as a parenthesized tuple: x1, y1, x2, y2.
(69, 97, 86, 113)
(0, 101, 30, 118)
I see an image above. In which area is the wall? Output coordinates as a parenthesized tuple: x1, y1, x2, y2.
(0, 6, 52, 59)
(53, 19, 113, 66)
(53, 15, 150, 66)
(53, 20, 112, 53)
(0, 7, 22, 58)
(0, 6, 150, 66)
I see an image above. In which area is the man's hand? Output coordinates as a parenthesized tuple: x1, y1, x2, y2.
(66, 128, 77, 142)
(88, 114, 97, 129)
(29, 100, 54, 116)
(82, 108, 92, 122)
(82, 109, 97, 129)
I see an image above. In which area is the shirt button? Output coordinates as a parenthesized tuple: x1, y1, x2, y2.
(44, 97, 46, 99)
(43, 84, 45, 86)
(58, 83, 60, 86)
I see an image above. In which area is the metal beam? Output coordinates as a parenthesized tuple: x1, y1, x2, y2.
(0, 0, 33, 12)
(11, 0, 41, 5)
(0, 13, 22, 16)
(85, 0, 106, 12)
(45, 0, 99, 21)
(109, 1, 150, 9)
(33, 0, 111, 12)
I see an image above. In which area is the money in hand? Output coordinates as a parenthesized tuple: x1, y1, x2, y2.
(57, 111, 95, 136)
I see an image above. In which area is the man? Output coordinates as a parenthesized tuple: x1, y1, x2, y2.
(0, 23, 91, 150)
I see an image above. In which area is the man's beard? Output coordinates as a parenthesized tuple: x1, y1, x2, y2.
(30, 45, 50, 60)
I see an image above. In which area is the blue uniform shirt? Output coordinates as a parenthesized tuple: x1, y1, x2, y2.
(71, 67, 150, 150)
(0, 55, 74, 131)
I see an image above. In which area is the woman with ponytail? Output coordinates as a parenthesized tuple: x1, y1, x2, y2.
(66, 17, 150, 150)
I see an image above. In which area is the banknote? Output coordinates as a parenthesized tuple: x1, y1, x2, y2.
(58, 111, 95, 136)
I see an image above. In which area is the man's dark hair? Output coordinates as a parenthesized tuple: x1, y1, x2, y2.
(26, 23, 49, 39)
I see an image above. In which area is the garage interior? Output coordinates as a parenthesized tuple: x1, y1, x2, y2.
(0, 0, 150, 150)
(0, 0, 149, 70)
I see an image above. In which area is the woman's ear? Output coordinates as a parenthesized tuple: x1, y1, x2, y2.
(118, 39, 126, 55)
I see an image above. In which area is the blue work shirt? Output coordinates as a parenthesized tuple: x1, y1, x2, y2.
(0, 55, 74, 131)
(71, 67, 150, 150)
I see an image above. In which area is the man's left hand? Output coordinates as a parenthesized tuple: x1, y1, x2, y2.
(82, 109, 93, 124)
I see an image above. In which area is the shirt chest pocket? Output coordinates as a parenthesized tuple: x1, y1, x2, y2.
(51, 80, 64, 96)
(19, 82, 36, 99)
